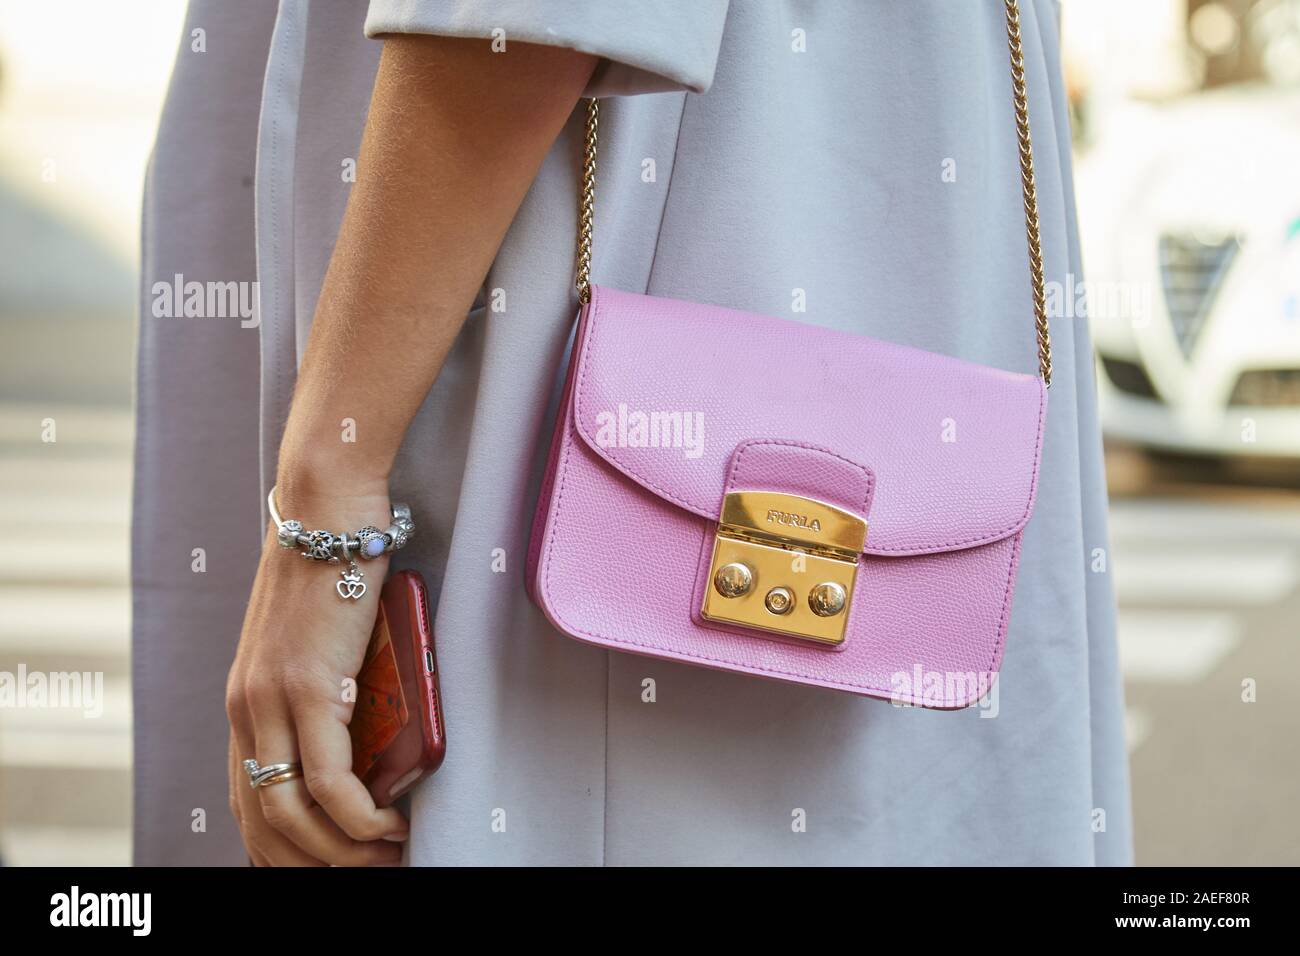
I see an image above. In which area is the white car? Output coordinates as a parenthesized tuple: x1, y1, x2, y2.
(1079, 85, 1300, 459)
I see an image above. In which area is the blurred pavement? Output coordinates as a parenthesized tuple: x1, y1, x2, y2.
(0, 402, 132, 865)
(1108, 451, 1300, 865)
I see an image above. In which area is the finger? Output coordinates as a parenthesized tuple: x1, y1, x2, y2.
(295, 700, 409, 843)
(230, 696, 323, 866)
(238, 772, 324, 866)
(260, 779, 403, 866)
(227, 738, 270, 867)
(255, 717, 402, 866)
(228, 740, 302, 865)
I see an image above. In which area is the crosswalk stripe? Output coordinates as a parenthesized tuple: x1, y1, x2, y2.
(0, 456, 131, 496)
(1124, 706, 1151, 753)
(0, 532, 128, 585)
(0, 674, 129, 725)
(1118, 610, 1242, 683)
(0, 825, 131, 867)
(0, 673, 131, 776)
(0, 403, 133, 446)
(1109, 499, 1300, 543)
(0, 729, 132, 769)
(1112, 545, 1300, 607)
(0, 587, 130, 653)
(0, 488, 130, 525)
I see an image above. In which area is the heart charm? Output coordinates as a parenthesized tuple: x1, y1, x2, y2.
(336, 563, 367, 600)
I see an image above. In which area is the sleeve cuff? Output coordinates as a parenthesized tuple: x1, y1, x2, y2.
(365, 0, 729, 96)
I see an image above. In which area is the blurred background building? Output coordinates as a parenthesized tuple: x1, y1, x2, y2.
(0, 0, 1296, 865)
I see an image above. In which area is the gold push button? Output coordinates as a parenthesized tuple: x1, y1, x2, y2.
(713, 562, 753, 598)
(809, 582, 847, 617)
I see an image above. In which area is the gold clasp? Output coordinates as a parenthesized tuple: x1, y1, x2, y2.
(700, 491, 867, 647)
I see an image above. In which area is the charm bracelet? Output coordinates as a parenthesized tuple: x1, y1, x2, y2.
(266, 487, 415, 600)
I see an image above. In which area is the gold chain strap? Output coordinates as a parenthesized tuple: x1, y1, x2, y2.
(575, 97, 599, 305)
(1004, 0, 1052, 385)
(574, 0, 1052, 385)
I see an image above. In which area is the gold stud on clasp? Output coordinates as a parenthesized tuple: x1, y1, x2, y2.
(713, 562, 753, 598)
(808, 582, 847, 617)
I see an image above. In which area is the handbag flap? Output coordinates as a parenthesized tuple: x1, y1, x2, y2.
(570, 286, 1046, 556)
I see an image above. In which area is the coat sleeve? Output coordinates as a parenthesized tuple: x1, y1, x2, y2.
(365, 0, 730, 96)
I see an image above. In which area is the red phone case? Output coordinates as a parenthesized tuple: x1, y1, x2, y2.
(348, 569, 446, 807)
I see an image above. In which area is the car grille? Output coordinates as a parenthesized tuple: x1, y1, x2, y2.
(1100, 356, 1160, 400)
(1158, 232, 1240, 358)
(1229, 369, 1300, 407)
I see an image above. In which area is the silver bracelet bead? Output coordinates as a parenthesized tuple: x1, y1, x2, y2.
(392, 505, 414, 535)
(303, 529, 337, 561)
(384, 503, 415, 552)
(356, 526, 386, 559)
(277, 519, 304, 549)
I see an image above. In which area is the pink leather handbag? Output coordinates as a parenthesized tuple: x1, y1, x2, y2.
(528, 0, 1051, 708)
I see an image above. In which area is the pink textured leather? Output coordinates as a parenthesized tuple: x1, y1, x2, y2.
(528, 285, 1047, 707)
(723, 440, 876, 521)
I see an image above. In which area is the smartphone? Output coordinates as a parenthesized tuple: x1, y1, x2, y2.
(348, 569, 446, 807)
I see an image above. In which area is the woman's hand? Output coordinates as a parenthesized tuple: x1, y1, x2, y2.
(221, 35, 596, 865)
(226, 485, 408, 866)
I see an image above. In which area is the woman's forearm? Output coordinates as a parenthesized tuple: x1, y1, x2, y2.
(275, 36, 596, 506)
(225, 37, 596, 866)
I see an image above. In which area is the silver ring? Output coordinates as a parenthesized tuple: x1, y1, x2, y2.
(242, 759, 301, 790)
(256, 767, 302, 788)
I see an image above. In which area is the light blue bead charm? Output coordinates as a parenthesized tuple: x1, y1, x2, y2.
(356, 526, 386, 559)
